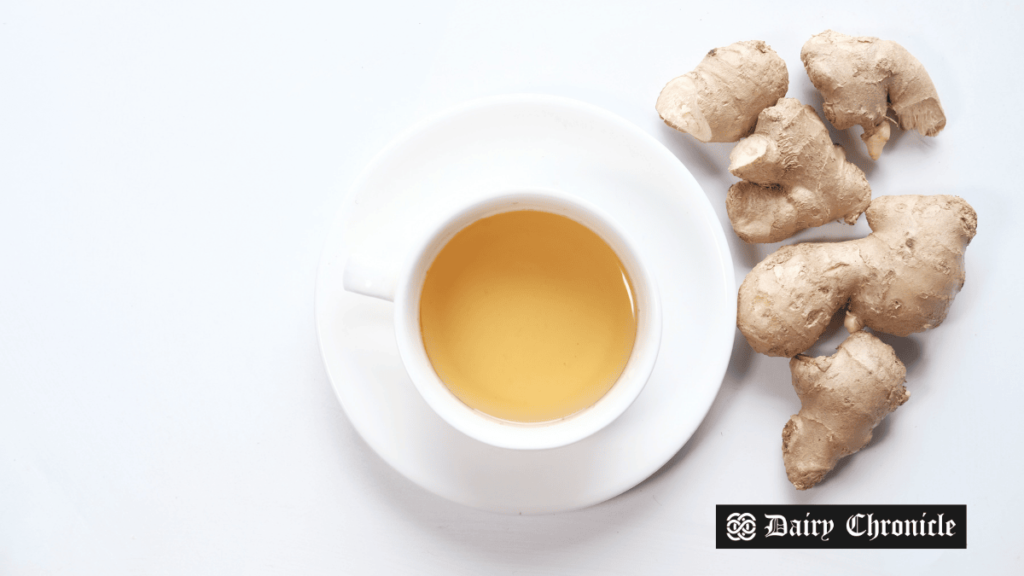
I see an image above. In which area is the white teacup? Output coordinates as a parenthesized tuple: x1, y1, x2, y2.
(343, 189, 661, 450)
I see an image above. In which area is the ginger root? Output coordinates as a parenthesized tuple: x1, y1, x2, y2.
(801, 30, 946, 160)
(738, 195, 977, 357)
(726, 98, 871, 243)
(656, 40, 788, 143)
(783, 331, 908, 490)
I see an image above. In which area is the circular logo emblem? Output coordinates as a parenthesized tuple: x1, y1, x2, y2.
(726, 512, 757, 541)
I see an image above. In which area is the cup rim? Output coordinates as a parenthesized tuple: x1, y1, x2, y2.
(391, 188, 662, 450)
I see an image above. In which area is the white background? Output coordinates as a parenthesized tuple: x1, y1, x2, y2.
(2, 1, 1021, 574)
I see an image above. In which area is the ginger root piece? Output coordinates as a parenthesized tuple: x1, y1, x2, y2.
(726, 98, 871, 243)
(656, 40, 788, 143)
(738, 195, 977, 357)
(801, 30, 946, 160)
(783, 331, 908, 490)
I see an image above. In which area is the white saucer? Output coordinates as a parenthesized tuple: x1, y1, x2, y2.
(315, 94, 735, 514)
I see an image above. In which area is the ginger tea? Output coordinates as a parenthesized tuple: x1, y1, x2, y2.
(419, 210, 637, 423)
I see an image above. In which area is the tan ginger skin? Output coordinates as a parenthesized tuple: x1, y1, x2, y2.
(783, 331, 909, 490)
(801, 30, 946, 160)
(656, 40, 788, 143)
(738, 195, 977, 358)
(726, 98, 871, 243)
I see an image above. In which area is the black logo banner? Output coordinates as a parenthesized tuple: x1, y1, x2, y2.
(717, 505, 966, 549)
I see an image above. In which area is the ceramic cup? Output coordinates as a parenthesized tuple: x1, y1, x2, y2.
(342, 189, 661, 450)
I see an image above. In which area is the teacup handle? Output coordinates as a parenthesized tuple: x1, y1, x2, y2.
(342, 254, 397, 302)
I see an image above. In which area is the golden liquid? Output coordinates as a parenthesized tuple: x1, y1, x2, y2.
(419, 210, 637, 423)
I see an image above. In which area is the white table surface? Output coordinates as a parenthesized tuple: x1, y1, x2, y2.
(2, 1, 1021, 574)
